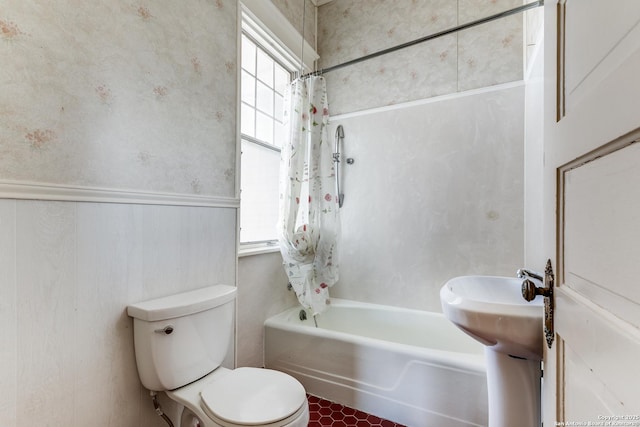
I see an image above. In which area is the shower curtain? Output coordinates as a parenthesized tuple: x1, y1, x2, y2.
(278, 76, 340, 315)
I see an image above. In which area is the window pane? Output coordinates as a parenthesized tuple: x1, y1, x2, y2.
(274, 65, 288, 95)
(256, 111, 274, 145)
(256, 81, 274, 116)
(274, 93, 283, 122)
(256, 49, 274, 86)
(239, 27, 294, 244)
(241, 35, 256, 74)
(240, 140, 281, 242)
(274, 121, 284, 148)
(241, 70, 256, 106)
(241, 103, 255, 137)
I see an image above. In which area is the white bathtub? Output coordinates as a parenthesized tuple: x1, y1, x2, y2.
(264, 299, 488, 427)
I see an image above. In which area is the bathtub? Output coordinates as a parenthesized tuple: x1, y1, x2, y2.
(264, 299, 488, 427)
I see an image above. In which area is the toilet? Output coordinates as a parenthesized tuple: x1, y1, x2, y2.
(127, 285, 309, 427)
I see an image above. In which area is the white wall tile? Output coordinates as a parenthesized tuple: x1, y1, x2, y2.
(457, 14, 523, 91)
(317, 0, 527, 114)
(318, 0, 456, 68)
(324, 35, 458, 115)
(329, 86, 525, 312)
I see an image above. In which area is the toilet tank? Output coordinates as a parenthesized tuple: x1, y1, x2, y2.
(127, 285, 237, 391)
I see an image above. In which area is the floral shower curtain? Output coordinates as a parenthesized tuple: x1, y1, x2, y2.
(278, 76, 340, 315)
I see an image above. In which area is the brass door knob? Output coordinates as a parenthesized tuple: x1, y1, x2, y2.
(520, 259, 555, 349)
(521, 279, 551, 301)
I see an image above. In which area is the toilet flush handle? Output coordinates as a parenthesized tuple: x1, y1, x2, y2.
(154, 325, 174, 335)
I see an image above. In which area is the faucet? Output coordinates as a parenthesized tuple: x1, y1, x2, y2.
(516, 268, 543, 282)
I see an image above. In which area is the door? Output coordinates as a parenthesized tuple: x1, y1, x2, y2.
(543, 0, 640, 425)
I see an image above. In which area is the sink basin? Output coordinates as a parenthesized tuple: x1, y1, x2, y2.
(441, 275, 545, 427)
(440, 275, 544, 360)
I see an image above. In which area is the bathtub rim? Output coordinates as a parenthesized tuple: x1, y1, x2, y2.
(264, 298, 486, 374)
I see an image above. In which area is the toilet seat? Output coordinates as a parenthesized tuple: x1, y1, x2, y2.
(200, 367, 307, 426)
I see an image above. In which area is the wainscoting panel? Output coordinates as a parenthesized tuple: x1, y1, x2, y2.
(3, 200, 236, 427)
(0, 200, 17, 427)
(16, 201, 77, 426)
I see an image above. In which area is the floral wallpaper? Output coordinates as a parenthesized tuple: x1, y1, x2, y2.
(317, 0, 524, 114)
(271, 0, 317, 48)
(0, 0, 237, 197)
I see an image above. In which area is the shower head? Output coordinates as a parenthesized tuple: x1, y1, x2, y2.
(336, 125, 344, 139)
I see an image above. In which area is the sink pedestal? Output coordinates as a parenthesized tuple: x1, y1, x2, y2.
(440, 276, 545, 427)
(485, 349, 541, 427)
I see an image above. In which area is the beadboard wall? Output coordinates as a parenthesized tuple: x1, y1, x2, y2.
(0, 200, 236, 427)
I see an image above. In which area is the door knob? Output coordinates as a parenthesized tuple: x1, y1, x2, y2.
(521, 278, 551, 301)
(521, 259, 555, 349)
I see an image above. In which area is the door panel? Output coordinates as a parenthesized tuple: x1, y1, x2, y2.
(564, 0, 640, 111)
(543, 0, 640, 425)
(558, 286, 640, 418)
(564, 141, 640, 327)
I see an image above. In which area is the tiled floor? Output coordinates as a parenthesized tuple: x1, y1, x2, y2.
(307, 394, 407, 427)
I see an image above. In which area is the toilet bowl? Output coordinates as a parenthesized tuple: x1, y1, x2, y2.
(169, 367, 309, 427)
(127, 285, 309, 427)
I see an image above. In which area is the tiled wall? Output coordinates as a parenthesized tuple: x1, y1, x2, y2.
(309, 1, 530, 310)
(329, 84, 525, 311)
(318, 0, 525, 115)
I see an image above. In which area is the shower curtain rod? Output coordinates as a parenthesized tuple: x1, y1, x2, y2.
(301, 0, 543, 79)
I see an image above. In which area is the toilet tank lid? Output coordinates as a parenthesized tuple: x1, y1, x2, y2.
(127, 285, 236, 322)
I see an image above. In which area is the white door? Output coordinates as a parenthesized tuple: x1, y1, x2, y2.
(543, 0, 640, 425)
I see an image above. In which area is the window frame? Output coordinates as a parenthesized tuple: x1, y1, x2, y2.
(240, 32, 291, 149)
(239, 15, 297, 251)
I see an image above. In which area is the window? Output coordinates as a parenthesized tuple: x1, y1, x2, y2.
(239, 29, 293, 245)
(241, 35, 289, 147)
(239, 5, 317, 249)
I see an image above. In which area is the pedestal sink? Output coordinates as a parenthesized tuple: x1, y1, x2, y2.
(440, 276, 544, 427)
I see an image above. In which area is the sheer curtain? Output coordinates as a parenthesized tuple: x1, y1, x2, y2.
(278, 76, 340, 315)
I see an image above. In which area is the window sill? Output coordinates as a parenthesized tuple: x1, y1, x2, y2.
(238, 242, 281, 258)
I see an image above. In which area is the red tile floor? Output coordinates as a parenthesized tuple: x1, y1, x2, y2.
(307, 394, 407, 427)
